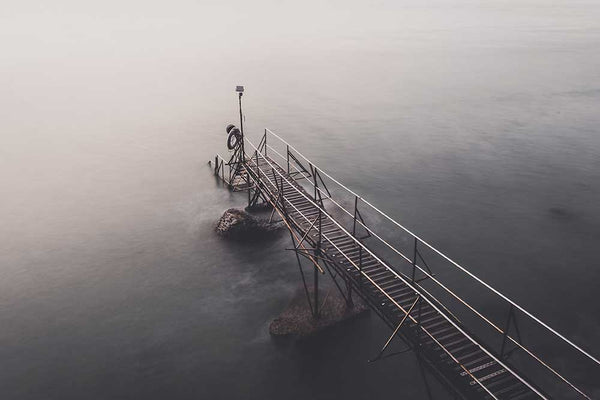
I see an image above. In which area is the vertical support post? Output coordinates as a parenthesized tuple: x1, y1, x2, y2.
(311, 164, 317, 200)
(255, 151, 260, 205)
(238, 92, 244, 156)
(264, 129, 268, 157)
(318, 206, 322, 247)
(286, 145, 290, 175)
(353, 196, 359, 236)
(359, 246, 363, 288)
(417, 296, 423, 342)
(313, 206, 322, 319)
(412, 237, 418, 282)
(247, 173, 251, 206)
(500, 304, 522, 358)
(214, 156, 218, 175)
(288, 230, 315, 317)
(314, 259, 319, 319)
(501, 305, 511, 357)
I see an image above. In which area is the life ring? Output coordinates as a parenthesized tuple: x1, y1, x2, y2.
(226, 124, 236, 134)
(227, 128, 241, 149)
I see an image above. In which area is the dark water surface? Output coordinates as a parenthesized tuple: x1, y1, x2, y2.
(1, 1, 599, 399)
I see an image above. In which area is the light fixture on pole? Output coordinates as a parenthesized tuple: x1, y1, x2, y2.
(236, 85, 244, 135)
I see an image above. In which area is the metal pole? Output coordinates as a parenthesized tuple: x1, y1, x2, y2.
(238, 92, 244, 157)
(314, 263, 319, 318)
(264, 129, 267, 157)
(501, 305, 516, 358)
(412, 237, 418, 282)
(353, 195, 358, 236)
(313, 207, 323, 318)
(359, 246, 363, 288)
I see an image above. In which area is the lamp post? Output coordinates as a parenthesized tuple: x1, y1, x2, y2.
(236, 85, 244, 155)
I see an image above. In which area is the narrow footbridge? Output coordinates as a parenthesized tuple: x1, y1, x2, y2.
(213, 127, 599, 400)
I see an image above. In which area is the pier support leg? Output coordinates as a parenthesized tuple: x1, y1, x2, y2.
(288, 232, 314, 317)
(313, 265, 319, 319)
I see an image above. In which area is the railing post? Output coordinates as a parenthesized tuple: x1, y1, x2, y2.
(214, 156, 218, 175)
(246, 154, 251, 206)
(264, 129, 268, 157)
(229, 155, 233, 183)
(353, 196, 359, 236)
(311, 163, 317, 199)
(417, 296, 423, 342)
(412, 237, 418, 282)
(314, 262, 319, 318)
(318, 206, 322, 244)
(359, 246, 363, 289)
(501, 304, 522, 359)
(314, 206, 322, 319)
(286, 145, 290, 174)
(255, 151, 260, 202)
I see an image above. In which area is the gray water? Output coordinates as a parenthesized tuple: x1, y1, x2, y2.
(1, 1, 600, 399)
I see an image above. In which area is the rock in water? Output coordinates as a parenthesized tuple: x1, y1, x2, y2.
(215, 208, 281, 240)
(269, 289, 369, 338)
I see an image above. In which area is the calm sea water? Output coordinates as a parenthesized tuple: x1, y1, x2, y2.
(1, 1, 599, 399)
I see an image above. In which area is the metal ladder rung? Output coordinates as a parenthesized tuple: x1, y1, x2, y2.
(424, 319, 450, 331)
(460, 355, 491, 369)
(372, 273, 398, 284)
(444, 337, 471, 350)
(392, 290, 418, 303)
(457, 349, 486, 363)
(460, 360, 497, 377)
(412, 308, 437, 320)
(477, 372, 510, 389)
(331, 237, 355, 246)
(426, 330, 462, 345)
(388, 285, 413, 296)
(446, 343, 478, 356)
(361, 262, 383, 271)
(415, 308, 442, 321)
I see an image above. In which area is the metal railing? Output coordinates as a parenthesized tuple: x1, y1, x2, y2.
(243, 137, 545, 399)
(213, 154, 229, 186)
(247, 127, 599, 399)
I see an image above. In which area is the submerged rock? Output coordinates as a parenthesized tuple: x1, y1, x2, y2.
(216, 208, 282, 240)
(269, 289, 369, 338)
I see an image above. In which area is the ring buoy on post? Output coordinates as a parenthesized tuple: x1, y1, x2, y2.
(227, 127, 242, 150)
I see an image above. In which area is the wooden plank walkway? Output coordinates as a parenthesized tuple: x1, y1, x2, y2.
(244, 155, 542, 400)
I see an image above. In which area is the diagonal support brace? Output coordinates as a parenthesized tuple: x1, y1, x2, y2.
(369, 295, 421, 363)
(295, 215, 320, 250)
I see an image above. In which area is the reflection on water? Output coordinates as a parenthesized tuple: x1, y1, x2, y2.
(1, 0, 599, 399)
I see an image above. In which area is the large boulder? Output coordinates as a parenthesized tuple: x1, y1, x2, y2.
(269, 288, 369, 338)
(216, 208, 281, 240)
